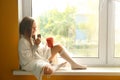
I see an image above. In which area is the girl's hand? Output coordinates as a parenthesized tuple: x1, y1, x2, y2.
(44, 65, 54, 74)
(34, 38, 41, 46)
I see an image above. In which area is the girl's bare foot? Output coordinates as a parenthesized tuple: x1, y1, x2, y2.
(71, 63, 87, 70)
(53, 62, 67, 71)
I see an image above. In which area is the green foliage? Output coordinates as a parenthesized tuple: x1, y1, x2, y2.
(36, 6, 98, 57)
(38, 6, 77, 42)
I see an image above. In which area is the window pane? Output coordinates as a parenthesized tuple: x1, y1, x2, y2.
(114, 1, 120, 57)
(32, 0, 99, 57)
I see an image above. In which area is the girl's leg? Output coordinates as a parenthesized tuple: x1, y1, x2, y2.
(59, 48, 87, 70)
(43, 62, 67, 74)
(49, 44, 87, 70)
(48, 44, 86, 70)
(48, 44, 62, 63)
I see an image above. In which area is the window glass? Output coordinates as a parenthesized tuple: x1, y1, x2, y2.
(114, 1, 120, 57)
(32, 0, 99, 57)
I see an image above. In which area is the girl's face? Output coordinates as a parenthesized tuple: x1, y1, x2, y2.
(31, 21, 37, 36)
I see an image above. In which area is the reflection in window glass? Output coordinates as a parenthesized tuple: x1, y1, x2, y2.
(32, 0, 99, 57)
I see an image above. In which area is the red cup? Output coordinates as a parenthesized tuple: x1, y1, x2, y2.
(46, 37, 54, 48)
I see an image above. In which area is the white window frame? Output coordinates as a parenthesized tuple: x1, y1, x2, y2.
(108, 0, 120, 66)
(18, 0, 32, 21)
(19, 0, 120, 66)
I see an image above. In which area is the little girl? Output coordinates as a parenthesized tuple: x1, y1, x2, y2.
(18, 16, 87, 80)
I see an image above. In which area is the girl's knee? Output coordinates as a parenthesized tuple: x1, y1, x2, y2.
(54, 44, 63, 49)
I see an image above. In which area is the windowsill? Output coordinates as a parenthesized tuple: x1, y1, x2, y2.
(13, 67, 120, 76)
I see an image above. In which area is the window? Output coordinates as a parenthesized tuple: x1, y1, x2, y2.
(108, 0, 120, 65)
(32, 0, 99, 58)
(115, 1, 120, 57)
(20, 0, 120, 66)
